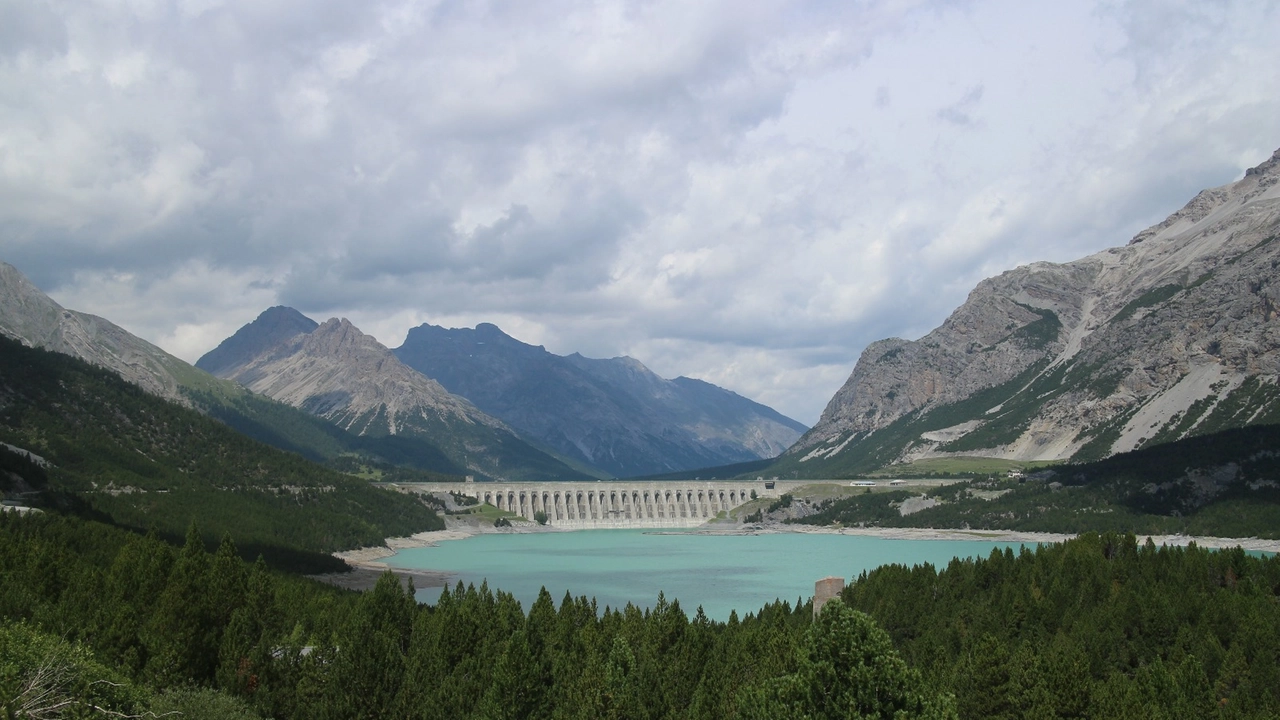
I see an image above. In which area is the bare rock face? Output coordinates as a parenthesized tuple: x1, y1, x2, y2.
(784, 147, 1280, 476)
(220, 316, 501, 434)
(0, 263, 188, 404)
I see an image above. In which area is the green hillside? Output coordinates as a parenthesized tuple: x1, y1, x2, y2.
(0, 336, 441, 567)
(795, 424, 1280, 538)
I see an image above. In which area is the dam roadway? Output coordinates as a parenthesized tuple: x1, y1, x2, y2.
(387, 480, 790, 529)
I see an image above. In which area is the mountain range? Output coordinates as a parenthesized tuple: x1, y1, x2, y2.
(198, 309, 807, 479)
(195, 307, 592, 481)
(0, 261, 806, 481)
(6, 147, 1278, 484)
(776, 147, 1280, 477)
(0, 265, 541, 480)
(393, 322, 807, 477)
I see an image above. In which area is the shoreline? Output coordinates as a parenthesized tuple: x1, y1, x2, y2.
(312, 529, 479, 592)
(314, 521, 1280, 592)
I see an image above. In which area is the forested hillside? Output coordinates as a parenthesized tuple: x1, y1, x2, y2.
(3, 513, 1278, 718)
(796, 424, 1280, 539)
(0, 336, 441, 568)
(842, 533, 1280, 718)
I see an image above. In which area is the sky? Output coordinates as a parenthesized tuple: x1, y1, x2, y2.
(2, 0, 1279, 426)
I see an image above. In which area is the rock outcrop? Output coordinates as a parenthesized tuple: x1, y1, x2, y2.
(781, 147, 1280, 476)
(394, 322, 807, 477)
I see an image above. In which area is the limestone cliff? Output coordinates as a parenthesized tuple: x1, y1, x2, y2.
(782, 147, 1280, 476)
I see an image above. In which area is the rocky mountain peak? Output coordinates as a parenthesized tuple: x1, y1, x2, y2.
(0, 262, 63, 346)
(393, 321, 807, 477)
(196, 305, 318, 376)
(305, 317, 369, 348)
(1244, 147, 1280, 178)
(202, 310, 589, 481)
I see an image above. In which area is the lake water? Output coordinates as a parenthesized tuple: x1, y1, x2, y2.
(385, 530, 1034, 620)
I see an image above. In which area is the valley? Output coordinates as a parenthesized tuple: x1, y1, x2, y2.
(6, 4, 1280, 717)
(3, 147, 1280, 719)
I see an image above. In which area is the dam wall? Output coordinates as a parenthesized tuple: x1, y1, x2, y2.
(393, 480, 782, 529)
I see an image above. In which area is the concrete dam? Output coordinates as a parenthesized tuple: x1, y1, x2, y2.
(393, 480, 781, 529)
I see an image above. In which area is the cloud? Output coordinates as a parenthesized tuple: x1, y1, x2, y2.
(936, 84, 984, 126)
(0, 2, 66, 60)
(3, 0, 1280, 425)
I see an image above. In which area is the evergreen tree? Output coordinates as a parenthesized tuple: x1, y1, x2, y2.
(478, 628, 546, 720)
(144, 523, 218, 687)
(326, 572, 413, 719)
(740, 599, 957, 720)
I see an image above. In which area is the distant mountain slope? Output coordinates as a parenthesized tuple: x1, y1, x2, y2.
(778, 147, 1280, 478)
(200, 311, 592, 482)
(393, 322, 807, 477)
(0, 263, 469, 476)
(0, 335, 442, 565)
(0, 261, 192, 403)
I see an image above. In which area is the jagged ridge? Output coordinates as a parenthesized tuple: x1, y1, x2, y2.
(0, 262, 192, 404)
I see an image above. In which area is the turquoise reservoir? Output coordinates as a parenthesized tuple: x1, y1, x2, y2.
(385, 530, 1036, 620)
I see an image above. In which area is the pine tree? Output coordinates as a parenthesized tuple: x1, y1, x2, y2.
(739, 599, 957, 720)
(144, 523, 217, 687)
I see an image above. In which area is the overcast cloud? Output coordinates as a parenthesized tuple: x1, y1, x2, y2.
(3, 0, 1279, 425)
